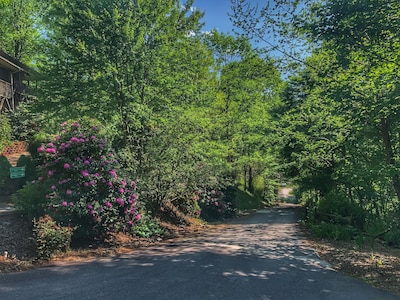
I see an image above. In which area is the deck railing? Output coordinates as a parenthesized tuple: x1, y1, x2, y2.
(0, 79, 12, 99)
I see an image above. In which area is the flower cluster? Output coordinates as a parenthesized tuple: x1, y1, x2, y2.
(34, 120, 140, 235)
(195, 187, 236, 221)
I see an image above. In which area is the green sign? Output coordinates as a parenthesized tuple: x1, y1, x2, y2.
(10, 166, 25, 179)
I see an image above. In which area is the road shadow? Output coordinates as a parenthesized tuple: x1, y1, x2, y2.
(0, 205, 398, 300)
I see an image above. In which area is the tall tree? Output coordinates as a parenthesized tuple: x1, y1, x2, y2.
(204, 33, 282, 192)
(36, 0, 213, 149)
(0, 0, 41, 64)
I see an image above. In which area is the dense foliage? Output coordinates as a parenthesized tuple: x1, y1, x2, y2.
(232, 0, 400, 245)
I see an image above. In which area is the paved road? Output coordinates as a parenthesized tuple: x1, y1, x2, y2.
(0, 205, 398, 300)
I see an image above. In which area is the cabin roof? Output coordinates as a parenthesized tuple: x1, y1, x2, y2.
(0, 49, 30, 73)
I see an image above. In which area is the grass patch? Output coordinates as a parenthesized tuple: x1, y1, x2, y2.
(234, 187, 267, 211)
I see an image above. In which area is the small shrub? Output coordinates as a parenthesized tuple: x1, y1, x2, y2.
(12, 181, 50, 220)
(17, 154, 37, 182)
(130, 214, 164, 238)
(0, 156, 11, 185)
(310, 222, 359, 241)
(197, 187, 236, 221)
(33, 215, 73, 259)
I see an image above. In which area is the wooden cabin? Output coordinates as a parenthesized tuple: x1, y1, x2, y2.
(0, 49, 33, 113)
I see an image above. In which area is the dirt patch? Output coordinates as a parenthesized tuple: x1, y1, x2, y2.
(304, 232, 400, 296)
(0, 213, 209, 273)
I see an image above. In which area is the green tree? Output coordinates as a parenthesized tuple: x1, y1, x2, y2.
(0, 0, 41, 64)
(203, 33, 282, 193)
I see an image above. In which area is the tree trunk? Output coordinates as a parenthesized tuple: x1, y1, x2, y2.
(248, 166, 254, 193)
(380, 118, 400, 202)
(243, 167, 247, 191)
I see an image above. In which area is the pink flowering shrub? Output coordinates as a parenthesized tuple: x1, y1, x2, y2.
(32, 120, 141, 239)
(196, 183, 236, 221)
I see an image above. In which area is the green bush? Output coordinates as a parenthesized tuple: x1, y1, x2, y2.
(197, 184, 237, 221)
(9, 100, 41, 141)
(310, 222, 359, 241)
(16, 154, 37, 182)
(0, 156, 11, 185)
(130, 214, 164, 238)
(12, 181, 50, 220)
(316, 191, 365, 229)
(0, 113, 12, 153)
(384, 229, 400, 247)
(33, 215, 73, 259)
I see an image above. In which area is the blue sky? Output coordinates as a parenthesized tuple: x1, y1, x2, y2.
(193, 0, 236, 33)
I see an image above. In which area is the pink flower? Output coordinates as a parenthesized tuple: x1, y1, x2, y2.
(87, 203, 93, 209)
(84, 160, 90, 165)
(119, 188, 124, 193)
(130, 181, 136, 190)
(46, 148, 56, 154)
(38, 176, 43, 182)
(70, 137, 79, 143)
(37, 145, 45, 153)
(64, 163, 70, 169)
(71, 122, 79, 127)
(128, 220, 133, 226)
(60, 122, 67, 127)
(215, 201, 219, 206)
(134, 214, 141, 221)
(66, 189, 72, 195)
(47, 170, 55, 178)
(51, 185, 57, 190)
(105, 202, 112, 208)
(109, 170, 117, 178)
(81, 170, 89, 177)
(116, 198, 124, 207)
(61, 201, 68, 207)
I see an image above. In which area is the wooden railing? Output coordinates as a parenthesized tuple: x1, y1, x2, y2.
(0, 79, 12, 99)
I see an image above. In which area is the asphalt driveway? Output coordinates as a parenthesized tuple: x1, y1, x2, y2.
(0, 205, 398, 300)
